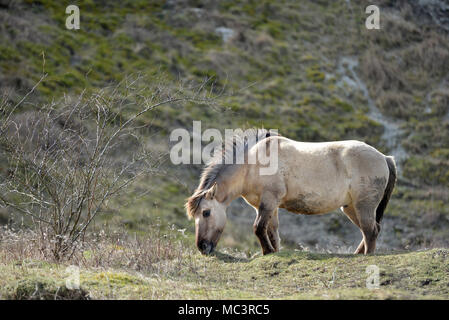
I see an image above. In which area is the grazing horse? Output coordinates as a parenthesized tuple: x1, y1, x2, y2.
(185, 129, 397, 255)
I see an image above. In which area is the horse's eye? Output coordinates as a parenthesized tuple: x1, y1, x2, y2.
(202, 209, 211, 218)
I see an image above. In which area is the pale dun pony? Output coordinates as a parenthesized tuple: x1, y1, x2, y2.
(186, 130, 397, 255)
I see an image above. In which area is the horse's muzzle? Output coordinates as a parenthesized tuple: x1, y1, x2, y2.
(198, 240, 214, 255)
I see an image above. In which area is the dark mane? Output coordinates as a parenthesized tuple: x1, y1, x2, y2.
(185, 128, 278, 218)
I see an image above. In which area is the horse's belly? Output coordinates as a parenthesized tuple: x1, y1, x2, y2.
(280, 196, 344, 215)
(280, 196, 324, 215)
(280, 186, 350, 215)
(278, 151, 351, 214)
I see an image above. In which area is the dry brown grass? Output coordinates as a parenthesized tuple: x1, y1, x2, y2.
(429, 89, 449, 116)
(403, 32, 449, 78)
(376, 90, 415, 119)
(360, 49, 408, 97)
(364, 9, 422, 49)
(0, 225, 195, 276)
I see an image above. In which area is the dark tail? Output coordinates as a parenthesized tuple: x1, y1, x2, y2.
(376, 156, 397, 224)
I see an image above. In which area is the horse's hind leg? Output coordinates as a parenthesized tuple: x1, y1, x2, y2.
(346, 204, 378, 254)
(359, 219, 379, 254)
(354, 205, 380, 254)
(354, 240, 365, 254)
(267, 209, 280, 252)
(350, 176, 386, 254)
(341, 204, 365, 254)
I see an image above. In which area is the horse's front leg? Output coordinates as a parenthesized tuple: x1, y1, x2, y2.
(267, 209, 280, 252)
(254, 195, 280, 255)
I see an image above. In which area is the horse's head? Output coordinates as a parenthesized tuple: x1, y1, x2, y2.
(186, 183, 227, 255)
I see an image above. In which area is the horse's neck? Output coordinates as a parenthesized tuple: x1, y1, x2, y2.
(219, 164, 246, 206)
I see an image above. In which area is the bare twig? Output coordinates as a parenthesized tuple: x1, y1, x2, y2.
(0, 73, 223, 260)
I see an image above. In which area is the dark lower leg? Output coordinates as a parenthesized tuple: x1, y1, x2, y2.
(267, 209, 280, 252)
(354, 239, 365, 254)
(362, 226, 379, 254)
(267, 226, 280, 252)
(254, 211, 275, 255)
(364, 236, 377, 254)
(254, 226, 275, 255)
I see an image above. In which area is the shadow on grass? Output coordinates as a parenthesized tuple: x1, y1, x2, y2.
(210, 251, 250, 263)
(209, 247, 428, 265)
(253, 249, 418, 261)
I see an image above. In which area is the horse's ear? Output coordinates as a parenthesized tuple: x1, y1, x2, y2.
(204, 183, 217, 200)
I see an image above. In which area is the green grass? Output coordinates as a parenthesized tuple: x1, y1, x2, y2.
(1, 248, 447, 299)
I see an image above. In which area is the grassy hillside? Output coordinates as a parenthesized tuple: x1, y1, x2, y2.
(0, 0, 449, 298)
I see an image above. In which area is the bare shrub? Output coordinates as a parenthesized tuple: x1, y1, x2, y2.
(364, 10, 422, 49)
(360, 49, 407, 96)
(429, 89, 449, 116)
(376, 90, 415, 119)
(403, 33, 449, 78)
(0, 73, 221, 260)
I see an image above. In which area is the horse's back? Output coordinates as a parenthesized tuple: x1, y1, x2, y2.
(272, 137, 389, 214)
(278, 138, 389, 181)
